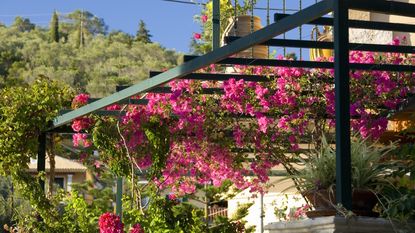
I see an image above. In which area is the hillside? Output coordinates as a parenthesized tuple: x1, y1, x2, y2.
(0, 11, 181, 97)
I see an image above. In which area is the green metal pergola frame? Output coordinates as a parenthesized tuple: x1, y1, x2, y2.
(38, 0, 415, 216)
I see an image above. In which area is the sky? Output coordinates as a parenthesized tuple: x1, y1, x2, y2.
(0, 0, 318, 55)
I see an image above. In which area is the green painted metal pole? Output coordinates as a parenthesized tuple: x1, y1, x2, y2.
(333, 0, 352, 210)
(212, 0, 220, 50)
(283, 0, 286, 56)
(204, 183, 209, 228)
(37, 133, 46, 191)
(116, 176, 123, 219)
(260, 193, 264, 233)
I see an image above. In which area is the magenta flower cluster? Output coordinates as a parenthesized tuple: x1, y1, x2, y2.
(98, 212, 144, 233)
(98, 212, 124, 233)
(130, 224, 144, 233)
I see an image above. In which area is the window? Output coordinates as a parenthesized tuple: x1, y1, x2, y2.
(54, 177, 65, 190)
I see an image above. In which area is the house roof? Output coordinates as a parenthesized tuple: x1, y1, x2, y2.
(28, 155, 87, 173)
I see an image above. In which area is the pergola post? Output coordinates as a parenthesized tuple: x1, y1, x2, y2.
(116, 176, 123, 219)
(212, 0, 220, 50)
(37, 133, 47, 190)
(333, 0, 352, 209)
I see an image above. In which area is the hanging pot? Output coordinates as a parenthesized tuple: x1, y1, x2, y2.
(222, 15, 268, 59)
(310, 26, 334, 61)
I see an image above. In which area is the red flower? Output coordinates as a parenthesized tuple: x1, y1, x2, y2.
(193, 33, 201, 40)
(72, 93, 90, 109)
(130, 224, 144, 233)
(99, 212, 123, 233)
(71, 117, 93, 132)
(201, 15, 208, 23)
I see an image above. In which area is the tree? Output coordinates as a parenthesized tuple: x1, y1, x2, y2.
(49, 11, 59, 43)
(135, 20, 152, 44)
(108, 30, 133, 46)
(63, 10, 108, 36)
(11, 17, 35, 32)
(0, 77, 73, 231)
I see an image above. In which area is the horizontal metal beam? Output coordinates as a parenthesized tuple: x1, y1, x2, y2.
(350, 0, 415, 18)
(59, 110, 126, 116)
(225, 36, 415, 53)
(185, 55, 415, 72)
(184, 55, 334, 68)
(47, 125, 75, 133)
(116, 86, 224, 94)
(275, 13, 415, 33)
(89, 98, 149, 105)
(350, 63, 415, 72)
(149, 71, 272, 82)
(51, 0, 333, 128)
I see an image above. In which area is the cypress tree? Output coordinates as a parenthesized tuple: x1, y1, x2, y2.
(49, 11, 59, 42)
(135, 20, 152, 44)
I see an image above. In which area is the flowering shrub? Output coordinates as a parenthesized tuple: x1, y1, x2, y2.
(99, 212, 124, 233)
(72, 38, 415, 197)
(130, 224, 144, 233)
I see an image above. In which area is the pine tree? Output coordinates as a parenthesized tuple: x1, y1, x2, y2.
(49, 11, 59, 43)
(135, 20, 152, 44)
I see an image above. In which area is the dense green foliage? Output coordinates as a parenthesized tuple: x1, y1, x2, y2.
(0, 13, 180, 96)
(0, 77, 119, 232)
(0, 78, 73, 172)
(0, 78, 74, 231)
(123, 193, 254, 233)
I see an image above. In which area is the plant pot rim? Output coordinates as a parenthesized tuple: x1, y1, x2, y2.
(302, 188, 376, 194)
(235, 15, 261, 19)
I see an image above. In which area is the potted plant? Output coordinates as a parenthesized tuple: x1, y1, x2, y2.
(220, 0, 269, 59)
(295, 135, 397, 218)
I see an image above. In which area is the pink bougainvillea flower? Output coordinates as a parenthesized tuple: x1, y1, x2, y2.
(94, 160, 102, 169)
(193, 33, 201, 40)
(72, 133, 91, 148)
(98, 212, 123, 233)
(201, 15, 208, 23)
(72, 93, 90, 109)
(130, 224, 144, 233)
(167, 193, 177, 200)
(106, 104, 121, 111)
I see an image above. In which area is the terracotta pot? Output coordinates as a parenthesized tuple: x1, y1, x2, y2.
(222, 15, 268, 59)
(304, 189, 379, 218)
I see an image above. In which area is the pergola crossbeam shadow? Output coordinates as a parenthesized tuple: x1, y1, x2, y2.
(43, 0, 415, 210)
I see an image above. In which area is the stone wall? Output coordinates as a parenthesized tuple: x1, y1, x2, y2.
(265, 216, 415, 233)
(349, 1, 415, 45)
